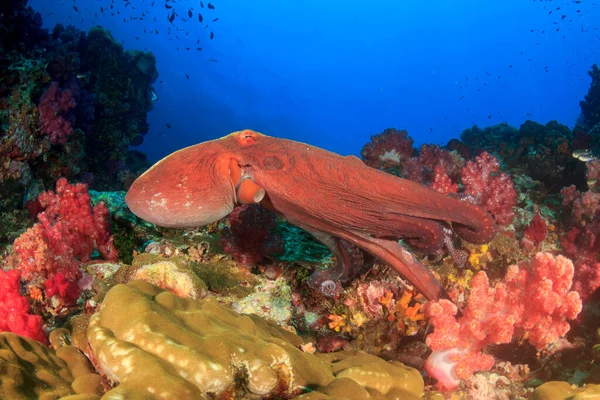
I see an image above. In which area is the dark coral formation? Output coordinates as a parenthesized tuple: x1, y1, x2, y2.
(0, 0, 157, 246)
(459, 121, 586, 192)
(579, 64, 600, 131)
(80, 27, 158, 189)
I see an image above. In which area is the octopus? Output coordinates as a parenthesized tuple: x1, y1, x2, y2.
(125, 130, 496, 301)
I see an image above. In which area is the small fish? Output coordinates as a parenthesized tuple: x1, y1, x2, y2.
(186, 74, 190, 79)
(73, 5, 78, 11)
(208, 58, 218, 62)
(165, 3, 172, 8)
(207, 3, 214, 9)
(198, 13, 203, 22)
(573, 149, 598, 162)
(165, 123, 172, 128)
(212, 17, 218, 22)
(196, 47, 202, 50)
(200, 1, 204, 7)
(168, 11, 175, 22)
(210, 31, 214, 39)
(188, 9, 192, 18)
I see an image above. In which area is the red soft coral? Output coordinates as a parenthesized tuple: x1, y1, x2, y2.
(220, 204, 283, 265)
(403, 145, 465, 186)
(360, 128, 415, 169)
(461, 152, 517, 226)
(13, 177, 118, 282)
(44, 272, 81, 307)
(423, 252, 582, 390)
(431, 165, 459, 195)
(523, 213, 548, 245)
(0, 269, 46, 343)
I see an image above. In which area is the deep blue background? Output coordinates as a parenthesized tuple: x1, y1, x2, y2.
(29, 0, 599, 162)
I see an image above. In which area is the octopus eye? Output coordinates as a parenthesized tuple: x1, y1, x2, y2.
(320, 280, 339, 297)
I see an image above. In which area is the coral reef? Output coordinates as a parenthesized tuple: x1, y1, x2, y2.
(14, 178, 117, 283)
(0, 331, 102, 399)
(423, 253, 582, 390)
(361, 128, 415, 170)
(1, 1, 600, 397)
(532, 381, 600, 399)
(579, 64, 600, 131)
(459, 121, 586, 192)
(87, 280, 424, 399)
(0, 0, 156, 234)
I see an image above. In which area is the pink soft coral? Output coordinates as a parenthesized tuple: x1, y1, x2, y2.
(461, 152, 517, 226)
(403, 144, 465, 187)
(559, 186, 600, 298)
(423, 252, 582, 390)
(38, 81, 76, 144)
(14, 177, 118, 282)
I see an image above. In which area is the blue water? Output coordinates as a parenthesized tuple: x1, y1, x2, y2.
(29, 0, 599, 162)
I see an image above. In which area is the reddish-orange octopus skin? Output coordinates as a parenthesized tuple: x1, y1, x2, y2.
(125, 130, 497, 301)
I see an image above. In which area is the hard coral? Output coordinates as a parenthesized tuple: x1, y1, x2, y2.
(0, 332, 102, 399)
(132, 260, 208, 300)
(423, 252, 582, 390)
(532, 381, 600, 400)
(88, 280, 425, 399)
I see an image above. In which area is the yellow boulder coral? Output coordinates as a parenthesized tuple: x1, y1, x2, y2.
(531, 381, 600, 400)
(88, 280, 424, 399)
(0, 331, 102, 400)
(133, 260, 207, 299)
(313, 351, 424, 399)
